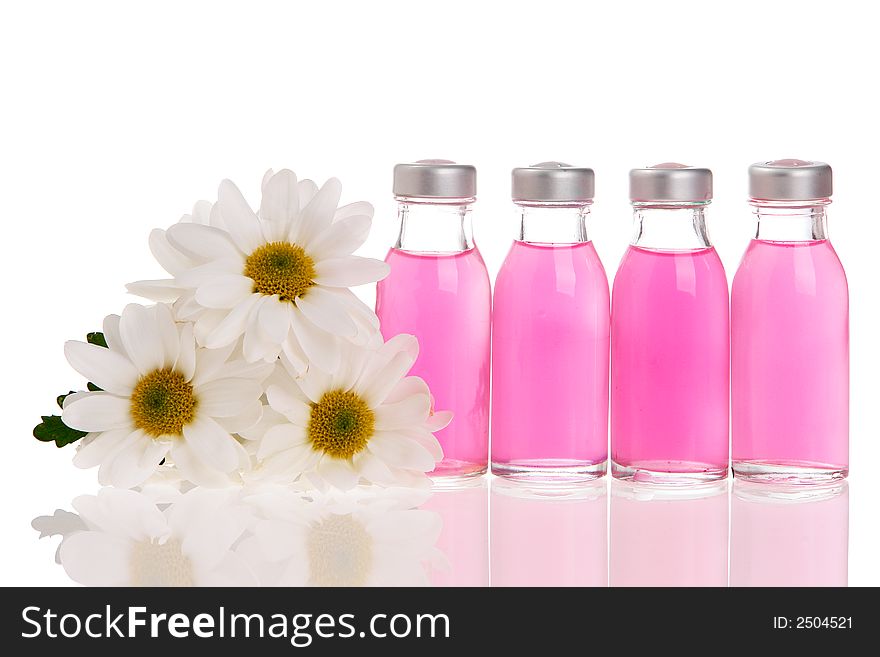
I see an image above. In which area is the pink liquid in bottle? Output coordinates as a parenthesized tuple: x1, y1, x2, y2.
(732, 160, 847, 483)
(611, 246, 730, 480)
(377, 248, 491, 478)
(731, 240, 848, 479)
(492, 241, 609, 478)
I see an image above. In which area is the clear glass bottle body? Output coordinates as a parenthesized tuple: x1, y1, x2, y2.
(611, 202, 730, 483)
(375, 197, 490, 479)
(491, 201, 609, 481)
(731, 200, 848, 483)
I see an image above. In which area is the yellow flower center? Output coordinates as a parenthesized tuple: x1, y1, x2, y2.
(130, 368, 198, 437)
(307, 390, 375, 459)
(244, 241, 316, 302)
(130, 539, 194, 586)
(307, 514, 373, 586)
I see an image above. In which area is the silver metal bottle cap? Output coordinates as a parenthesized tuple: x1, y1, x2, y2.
(629, 163, 713, 203)
(511, 161, 595, 202)
(393, 159, 477, 199)
(749, 159, 832, 201)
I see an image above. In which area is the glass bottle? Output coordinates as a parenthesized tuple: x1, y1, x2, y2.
(611, 163, 729, 483)
(375, 160, 490, 479)
(731, 160, 848, 483)
(491, 162, 609, 481)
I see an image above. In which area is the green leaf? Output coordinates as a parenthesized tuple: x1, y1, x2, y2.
(86, 382, 102, 392)
(56, 390, 78, 409)
(33, 415, 88, 448)
(86, 332, 107, 348)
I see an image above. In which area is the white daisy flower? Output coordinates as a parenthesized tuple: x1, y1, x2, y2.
(254, 334, 452, 491)
(126, 169, 390, 371)
(239, 486, 444, 586)
(52, 488, 256, 586)
(62, 303, 269, 488)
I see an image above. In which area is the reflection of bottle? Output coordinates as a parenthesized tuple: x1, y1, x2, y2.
(732, 160, 848, 483)
(491, 163, 609, 481)
(610, 480, 728, 586)
(490, 479, 607, 586)
(611, 164, 729, 483)
(421, 479, 489, 586)
(376, 161, 491, 479)
(730, 481, 848, 586)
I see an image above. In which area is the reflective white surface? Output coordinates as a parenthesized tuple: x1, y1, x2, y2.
(28, 476, 850, 587)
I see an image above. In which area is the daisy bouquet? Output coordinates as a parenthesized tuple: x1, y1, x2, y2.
(34, 170, 450, 491)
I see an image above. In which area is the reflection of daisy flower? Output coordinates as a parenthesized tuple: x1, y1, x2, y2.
(55, 488, 256, 586)
(241, 487, 443, 586)
(255, 335, 452, 490)
(62, 303, 269, 488)
(127, 169, 389, 371)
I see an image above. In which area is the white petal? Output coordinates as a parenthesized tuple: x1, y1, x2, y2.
(281, 338, 309, 375)
(260, 169, 299, 224)
(62, 393, 132, 432)
(175, 323, 197, 381)
(187, 200, 214, 225)
(296, 179, 319, 209)
(296, 363, 333, 404)
(357, 351, 416, 407)
(316, 456, 359, 490)
(266, 384, 312, 423)
(119, 304, 164, 374)
(107, 431, 160, 488)
(334, 200, 374, 222)
(305, 214, 371, 259)
(64, 341, 139, 396)
(368, 431, 436, 471)
(195, 274, 254, 309)
(426, 409, 453, 432)
(59, 532, 134, 586)
(294, 178, 340, 245)
(406, 428, 444, 460)
(166, 223, 241, 261)
(257, 423, 308, 460)
(190, 340, 236, 387)
(259, 443, 319, 478)
(216, 400, 263, 434)
(384, 375, 431, 404)
(218, 179, 265, 253)
(72, 428, 133, 469)
(242, 296, 278, 362)
(352, 450, 396, 484)
(195, 378, 264, 417)
(149, 228, 193, 275)
(168, 442, 236, 488)
(295, 288, 357, 338)
(154, 304, 180, 369)
(102, 314, 125, 355)
(204, 294, 261, 349)
(139, 440, 171, 470)
(125, 279, 181, 303)
(313, 255, 391, 287)
(183, 416, 240, 472)
(290, 307, 341, 373)
(374, 394, 431, 430)
(175, 258, 242, 288)
(258, 295, 292, 344)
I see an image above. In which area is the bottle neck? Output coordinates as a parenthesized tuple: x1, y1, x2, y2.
(516, 201, 590, 245)
(751, 200, 829, 242)
(630, 202, 712, 250)
(394, 196, 475, 253)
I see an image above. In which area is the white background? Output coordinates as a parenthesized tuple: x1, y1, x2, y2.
(1, 0, 876, 585)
